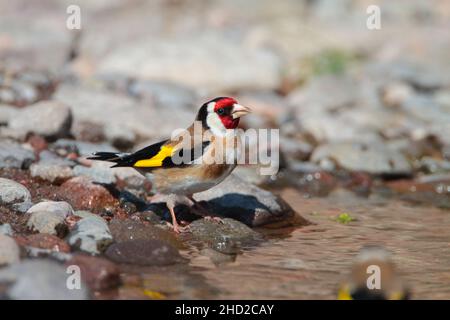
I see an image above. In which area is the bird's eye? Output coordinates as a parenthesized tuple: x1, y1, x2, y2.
(217, 108, 225, 115)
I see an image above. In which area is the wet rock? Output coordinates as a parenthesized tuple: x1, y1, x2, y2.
(67, 216, 113, 255)
(0, 260, 89, 300)
(8, 101, 72, 141)
(0, 141, 35, 169)
(0, 223, 14, 236)
(311, 142, 412, 175)
(30, 162, 73, 183)
(105, 239, 183, 266)
(200, 248, 237, 265)
(0, 178, 32, 208)
(59, 176, 117, 212)
(65, 254, 120, 291)
(193, 174, 298, 227)
(109, 219, 181, 248)
(15, 234, 71, 253)
(95, 35, 282, 92)
(0, 234, 20, 265)
(189, 218, 263, 247)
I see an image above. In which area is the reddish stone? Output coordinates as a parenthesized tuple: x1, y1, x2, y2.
(27, 134, 48, 154)
(65, 254, 121, 291)
(15, 233, 71, 253)
(386, 180, 435, 194)
(58, 176, 118, 213)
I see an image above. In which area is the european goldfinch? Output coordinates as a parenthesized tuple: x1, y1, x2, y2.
(338, 246, 410, 300)
(88, 97, 251, 233)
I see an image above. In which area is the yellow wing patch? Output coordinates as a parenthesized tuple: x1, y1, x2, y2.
(133, 145, 174, 168)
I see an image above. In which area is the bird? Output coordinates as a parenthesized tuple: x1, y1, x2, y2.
(88, 97, 251, 233)
(337, 246, 410, 300)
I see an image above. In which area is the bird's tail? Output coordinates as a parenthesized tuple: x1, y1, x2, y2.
(87, 152, 131, 167)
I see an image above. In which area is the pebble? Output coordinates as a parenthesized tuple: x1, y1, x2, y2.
(27, 201, 74, 217)
(15, 233, 71, 253)
(109, 219, 181, 249)
(311, 142, 412, 175)
(0, 223, 14, 236)
(0, 259, 89, 299)
(0, 178, 32, 209)
(67, 216, 113, 255)
(30, 162, 74, 183)
(105, 239, 184, 266)
(58, 176, 117, 212)
(8, 101, 72, 141)
(65, 254, 121, 291)
(0, 234, 20, 265)
(189, 218, 263, 247)
(0, 141, 35, 169)
(27, 211, 68, 236)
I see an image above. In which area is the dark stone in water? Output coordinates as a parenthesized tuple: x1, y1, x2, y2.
(189, 218, 264, 248)
(105, 239, 184, 266)
(108, 219, 182, 249)
(65, 254, 121, 291)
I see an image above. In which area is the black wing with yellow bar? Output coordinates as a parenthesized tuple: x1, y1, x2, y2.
(88, 140, 210, 169)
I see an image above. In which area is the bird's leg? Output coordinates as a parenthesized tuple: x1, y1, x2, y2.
(187, 195, 224, 224)
(165, 195, 191, 234)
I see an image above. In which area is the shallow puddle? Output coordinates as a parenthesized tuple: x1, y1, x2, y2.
(152, 188, 449, 299)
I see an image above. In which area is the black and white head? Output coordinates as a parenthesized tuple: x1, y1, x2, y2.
(196, 97, 251, 136)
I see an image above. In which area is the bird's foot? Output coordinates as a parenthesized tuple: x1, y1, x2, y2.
(166, 221, 191, 234)
(204, 215, 224, 224)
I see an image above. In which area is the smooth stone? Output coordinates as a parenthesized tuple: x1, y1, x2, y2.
(193, 174, 299, 227)
(189, 218, 263, 247)
(0, 234, 20, 266)
(311, 142, 412, 175)
(72, 163, 116, 184)
(52, 139, 118, 157)
(8, 101, 72, 140)
(105, 240, 184, 266)
(27, 201, 74, 217)
(58, 176, 117, 212)
(15, 233, 71, 253)
(108, 219, 181, 249)
(0, 141, 35, 169)
(67, 217, 113, 255)
(65, 254, 121, 291)
(0, 223, 13, 236)
(0, 178, 32, 206)
(26, 211, 67, 236)
(0, 260, 89, 300)
(30, 162, 73, 183)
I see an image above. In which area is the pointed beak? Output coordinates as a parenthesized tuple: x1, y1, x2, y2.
(232, 104, 252, 119)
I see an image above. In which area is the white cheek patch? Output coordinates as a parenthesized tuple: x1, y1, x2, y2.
(207, 113, 226, 136)
(207, 102, 215, 112)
